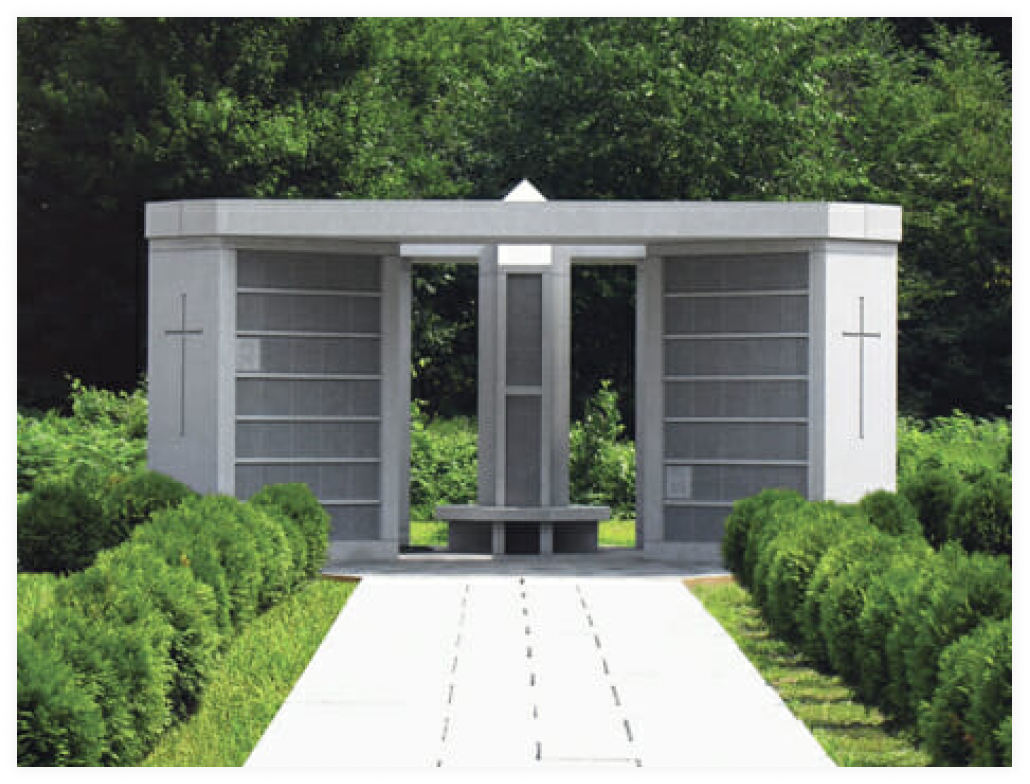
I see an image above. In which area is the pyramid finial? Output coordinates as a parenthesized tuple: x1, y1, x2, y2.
(503, 179, 547, 202)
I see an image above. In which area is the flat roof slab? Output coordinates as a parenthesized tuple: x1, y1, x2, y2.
(146, 199, 901, 243)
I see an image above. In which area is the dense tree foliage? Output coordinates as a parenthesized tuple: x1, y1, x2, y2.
(18, 18, 1010, 418)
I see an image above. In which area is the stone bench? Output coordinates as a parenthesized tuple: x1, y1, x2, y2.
(434, 504, 612, 555)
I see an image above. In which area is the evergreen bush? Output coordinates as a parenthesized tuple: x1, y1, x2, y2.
(22, 603, 173, 766)
(243, 503, 295, 611)
(821, 535, 928, 689)
(745, 492, 808, 610)
(902, 460, 962, 547)
(858, 489, 922, 538)
(947, 468, 1012, 556)
(922, 617, 1011, 766)
(885, 544, 1011, 724)
(737, 489, 807, 592)
(799, 526, 896, 672)
(761, 502, 863, 643)
(133, 507, 234, 635)
(101, 470, 197, 541)
(58, 542, 222, 721)
(408, 402, 478, 520)
(18, 483, 322, 766)
(17, 473, 109, 574)
(569, 380, 636, 518)
(17, 573, 62, 632)
(17, 631, 105, 767)
(723, 488, 804, 583)
(250, 483, 330, 577)
(854, 542, 932, 709)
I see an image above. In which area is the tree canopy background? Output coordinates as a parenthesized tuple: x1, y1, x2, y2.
(18, 17, 1011, 425)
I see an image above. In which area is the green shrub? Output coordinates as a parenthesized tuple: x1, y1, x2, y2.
(897, 414, 1011, 489)
(996, 715, 1012, 767)
(569, 380, 636, 518)
(58, 542, 222, 722)
(947, 469, 1011, 556)
(760, 502, 863, 643)
(66, 376, 148, 438)
(176, 496, 264, 629)
(17, 631, 105, 767)
(249, 483, 330, 577)
(854, 542, 933, 709)
(133, 506, 234, 636)
(922, 618, 1011, 766)
(885, 544, 1011, 724)
(744, 491, 808, 607)
(17, 573, 62, 632)
(799, 526, 896, 672)
(736, 488, 807, 591)
(17, 473, 110, 574)
(858, 489, 922, 538)
(23, 604, 173, 766)
(902, 460, 962, 547)
(101, 470, 197, 541)
(724, 489, 804, 582)
(242, 503, 295, 611)
(409, 401, 477, 520)
(17, 378, 147, 494)
(17, 482, 321, 767)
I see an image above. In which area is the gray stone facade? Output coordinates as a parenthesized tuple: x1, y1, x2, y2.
(146, 185, 901, 563)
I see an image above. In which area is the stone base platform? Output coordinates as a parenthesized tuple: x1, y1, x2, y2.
(434, 505, 611, 555)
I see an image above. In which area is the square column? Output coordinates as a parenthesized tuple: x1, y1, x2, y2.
(809, 240, 898, 500)
(439, 243, 609, 554)
(147, 238, 236, 495)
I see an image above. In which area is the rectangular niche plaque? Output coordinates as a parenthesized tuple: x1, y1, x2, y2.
(665, 465, 693, 500)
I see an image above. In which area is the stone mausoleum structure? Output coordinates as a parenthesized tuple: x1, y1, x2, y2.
(146, 183, 901, 564)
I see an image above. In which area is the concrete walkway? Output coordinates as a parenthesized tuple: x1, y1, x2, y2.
(246, 569, 834, 769)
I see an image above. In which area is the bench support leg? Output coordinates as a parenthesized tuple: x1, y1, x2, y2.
(540, 522, 554, 555)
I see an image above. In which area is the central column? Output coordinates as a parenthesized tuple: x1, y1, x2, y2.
(436, 181, 610, 554)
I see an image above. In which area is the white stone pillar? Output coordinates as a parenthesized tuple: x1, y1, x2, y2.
(147, 239, 236, 495)
(381, 255, 412, 550)
(635, 256, 664, 552)
(809, 240, 898, 501)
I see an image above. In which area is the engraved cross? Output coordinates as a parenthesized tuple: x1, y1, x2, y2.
(164, 293, 204, 437)
(842, 296, 881, 440)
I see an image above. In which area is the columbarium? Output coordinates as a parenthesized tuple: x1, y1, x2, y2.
(145, 182, 901, 564)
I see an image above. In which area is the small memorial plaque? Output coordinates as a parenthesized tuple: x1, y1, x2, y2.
(236, 337, 262, 372)
(665, 465, 693, 500)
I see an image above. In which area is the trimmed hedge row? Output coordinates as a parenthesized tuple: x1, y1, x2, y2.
(18, 469, 198, 574)
(17, 484, 329, 767)
(722, 489, 1012, 766)
(902, 461, 1011, 556)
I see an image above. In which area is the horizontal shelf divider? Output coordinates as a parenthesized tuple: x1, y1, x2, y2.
(664, 458, 809, 467)
(664, 417, 808, 424)
(236, 330, 381, 339)
(238, 286, 381, 298)
(663, 332, 808, 340)
(319, 499, 381, 506)
(236, 372, 381, 381)
(235, 457, 381, 465)
(236, 415, 381, 423)
(663, 500, 737, 508)
(664, 288, 808, 299)
(506, 385, 544, 396)
(663, 374, 808, 382)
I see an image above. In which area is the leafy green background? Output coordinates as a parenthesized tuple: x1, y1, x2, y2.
(18, 18, 1010, 422)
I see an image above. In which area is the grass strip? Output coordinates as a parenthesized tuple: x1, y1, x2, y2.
(687, 578, 930, 767)
(144, 578, 357, 767)
(408, 518, 637, 549)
